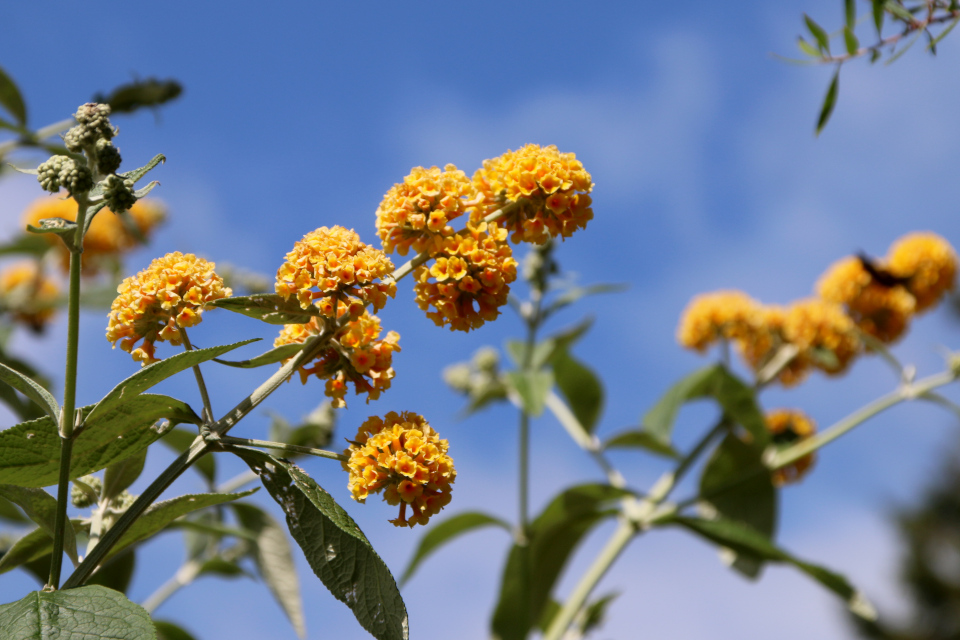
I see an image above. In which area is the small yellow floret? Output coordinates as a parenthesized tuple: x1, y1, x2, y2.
(472, 144, 593, 244)
(106, 252, 231, 365)
(765, 409, 817, 486)
(342, 411, 455, 527)
(886, 232, 957, 312)
(676, 290, 761, 351)
(782, 298, 861, 376)
(0, 261, 60, 332)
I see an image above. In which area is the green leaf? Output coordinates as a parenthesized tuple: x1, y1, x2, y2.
(87, 339, 255, 425)
(154, 620, 197, 640)
(214, 343, 304, 368)
(843, 26, 860, 56)
(0, 394, 200, 487)
(0, 66, 26, 125)
(94, 78, 183, 114)
(0, 585, 156, 639)
(236, 449, 409, 640)
(544, 283, 626, 317)
(804, 14, 831, 53)
(0, 521, 89, 576)
(0, 495, 27, 523)
(928, 16, 960, 52)
(505, 370, 554, 417)
(209, 294, 320, 325)
(0, 362, 59, 421)
(872, 0, 885, 36)
(885, 29, 923, 65)
(197, 557, 247, 578)
(884, 1, 916, 23)
(699, 433, 777, 578)
(505, 317, 593, 370)
(105, 489, 257, 563)
(670, 515, 876, 620)
(797, 37, 823, 58)
(0, 234, 53, 259)
(602, 430, 680, 458)
(25, 218, 79, 253)
(87, 547, 136, 594)
(580, 591, 620, 636)
(492, 484, 629, 640)
(551, 348, 603, 433)
(400, 511, 511, 586)
(0, 485, 77, 563)
(121, 153, 167, 186)
(641, 364, 768, 449)
(159, 428, 215, 483)
(845, 0, 856, 29)
(816, 70, 840, 136)
(232, 503, 306, 639)
(102, 449, 148, 501)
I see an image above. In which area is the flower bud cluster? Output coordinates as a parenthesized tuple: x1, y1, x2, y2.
(64, 103, 115, 153)
(36, 155, 69, 193)
(95, 139, 122, 175)
(70, 475, 103, 508)
(442, 346, 508, 406)
(765, 409, 817, 486)
(101, 174, 137, 213)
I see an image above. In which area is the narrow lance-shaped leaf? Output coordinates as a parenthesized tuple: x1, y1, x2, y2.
(102, 448, 148, 501)
(0, 520, 90, 576)
(0, 361, 59, 421)
(0, 585, 157, 640)
(797, 37, 823, 58)
(214, 343, 304, 369)
(400, 511, 511, 585)
(0, 65, 27, 125)
(551, 348, 604, 434)
(603, 430, 680, 458)
(0, 485, 77, 563)
(804, 14, 831, 53)
(210, 294, 320, 325)
(816, 70, 840, 136)
(845, 0, 856, 29)
(235, 449, 409, 640)
(844, 26, 860, 56)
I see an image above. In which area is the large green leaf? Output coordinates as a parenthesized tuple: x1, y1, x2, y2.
(214, 343, 304, 368)
(505, 370, 553, 417)
(0, 65, 26, 125)
(87, 339, 256, 425)
(0, 362, 59, 421)
(492, 484, 629, 640)
(102, 449, 148, 501)
(670, 515, 876, 619)
(236, 449, 408, 640)
(0, 585, 156, 639)
(232, 503, 306, 639)
(0, 521, 89, 575)
(699, 433, 777, 578)
(210, 294, 320, 325)
(0, 495, 27, 523)
(551, 348, 603, 433)
(0, 485, 77, 563)
(400, 511, 510, 585)
(0, 394, 200, 487)
(86, 547, 136, 594)
(642, 364, 768, 448)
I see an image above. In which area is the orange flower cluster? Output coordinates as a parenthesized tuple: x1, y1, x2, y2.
(22, 195, 166, 273)
(274, 310, 400, 408)
(342, 411, 455, 527)
(375, 164, 481, 256)
(413, 221, 518, 331)
(472, 144, 594, 244)
(275, 226, 395, 321)
(888, 232, 957, 311)
(765, 409, 817, 486)
(0, 262, 60, 332)
(106, 252, 232, 365)
(676, 291, 762, 351)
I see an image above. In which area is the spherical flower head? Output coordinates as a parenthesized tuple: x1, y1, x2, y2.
(101, 174, 137, 213)
(817, 256, 916, 343)
(765, 409, 817, 486)
(887, 232, 957, 312)
(95, 139, 122, 175)
(106, 252, 232, 365)
(783, 298, 862, 376)
(64, 103, 115, 153)
(731, 305, 809, 387)
(472, 144, 594, 244)
(413, 221, 517, 332)
(36, 155, 69, 193)
(57, 158, 93, 196)
(274, 310, 401, 408)
(276, 226, 396, 321)
(22, 196, 167, 274)
(375, 164, 481, 256)
(0, 261, 60, 332)
(676, 290, 762, 352)
(341, 411, 455, 527)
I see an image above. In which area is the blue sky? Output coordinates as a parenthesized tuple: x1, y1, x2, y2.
(3, 1, 960, 638)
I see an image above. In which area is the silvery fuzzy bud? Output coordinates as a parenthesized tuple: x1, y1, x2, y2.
(95, 139, 122, 175)
(57, 159, 93, 195)
(70, 475, 102, 508)
(112, 491, 136, 511)
(63, 103, 116, 152)
(473, 347, 500, 373)
(102, 174, 137, 212)
(36, 155, 69, 193)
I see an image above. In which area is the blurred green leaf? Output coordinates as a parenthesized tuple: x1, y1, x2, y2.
(0, 485, 77, 563)
(0, 66, 26, 125)
(154, 620, 198, 640)
(0, 362, 59, 421)
(544, 283, 626, 318)
(0, 495, 27, 523)
(197, 557, 247, 578)
(0, 521, 88, 576)
(86, 548, 136, 594)
(505, 370, 554, 417)
(804, 14, 831, 53)
(580, 591, 620, 636)
(160, 428, 215, 483)
(210, 294, 319, 325)
(797, 37, 823, 58)
(603, 430, 680, 458)
(884, 1, 916, 23)
(845, 0, 856, 29)
(400, 511, 511, 586)
(94, 78, 183, 114)
(928, 16, 960, 51)
(214, 343, 304, 368)
(0, 235, 51, 259)
(885, 29, 923, 65)
(843, 26, 860, 56)
(102, 449, 147, 501)
(551, 348, 603, 434)
(0, 586, 155, 639)
(816, 70, 840, 135)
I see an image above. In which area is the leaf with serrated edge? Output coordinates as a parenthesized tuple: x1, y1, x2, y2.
(0, 362, 59, 421)
(233, 503, 306, 638)
(0, 394, 199, 487)
(0, 485, 77, 563)
(401, 511, 510, 585)
(214, 343, 304, 368)
(210, 294, 320, 325)
(87, 340, 256, 425)
(237, 449, 409, 640)
(0, 585, 157, 640)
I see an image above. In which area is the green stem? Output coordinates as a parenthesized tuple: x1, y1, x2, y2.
(141, 558, 202, 614)
(179, 328, 215, 424)
(544, 391, 625, 489)
(0, 117, 75, 156)
(48, 198, 88, 590)
(220, 436, 347, 461)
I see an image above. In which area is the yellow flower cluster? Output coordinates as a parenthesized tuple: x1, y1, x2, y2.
(413, 221, 518, 332)
(275, 226, 396, 320)
(22, 195, 166, 273)
(472, 144, 593, 244)
(274, 310, 400, 408)
(765, 409, 817, 486)
(375, 164, 481, 256)
(887, 232, 957, 312)
(676, 291, 762, 351)
(342, 411, 455, 528)
(106, 252, 232, 365)
(0, 262, 60, 332)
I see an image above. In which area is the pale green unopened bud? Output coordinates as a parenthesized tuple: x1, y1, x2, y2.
(36, 155, 68, 193)
(473, 347, 500, 373)
(95, 139, 122, 175)
(58, 159, 93, 195)
(70, 475, 102, 508)
(102, 174, 136, 212)
(64, 103, 116, 152)
(443, 363, 473, 392)
(112, 491, 136, 511)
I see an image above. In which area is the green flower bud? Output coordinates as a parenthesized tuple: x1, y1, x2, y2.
(95, 139, 122, 175)
(473, 346, 500, 373)
(63, 103, 116, 152)
(102, 174, 136, 212)
(36, 155, 68, 193)
(112, 491, 136, 511)
(58, 159, 93, 195)
(442, 363, 473, 392)
(70, 475, 102, 508)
